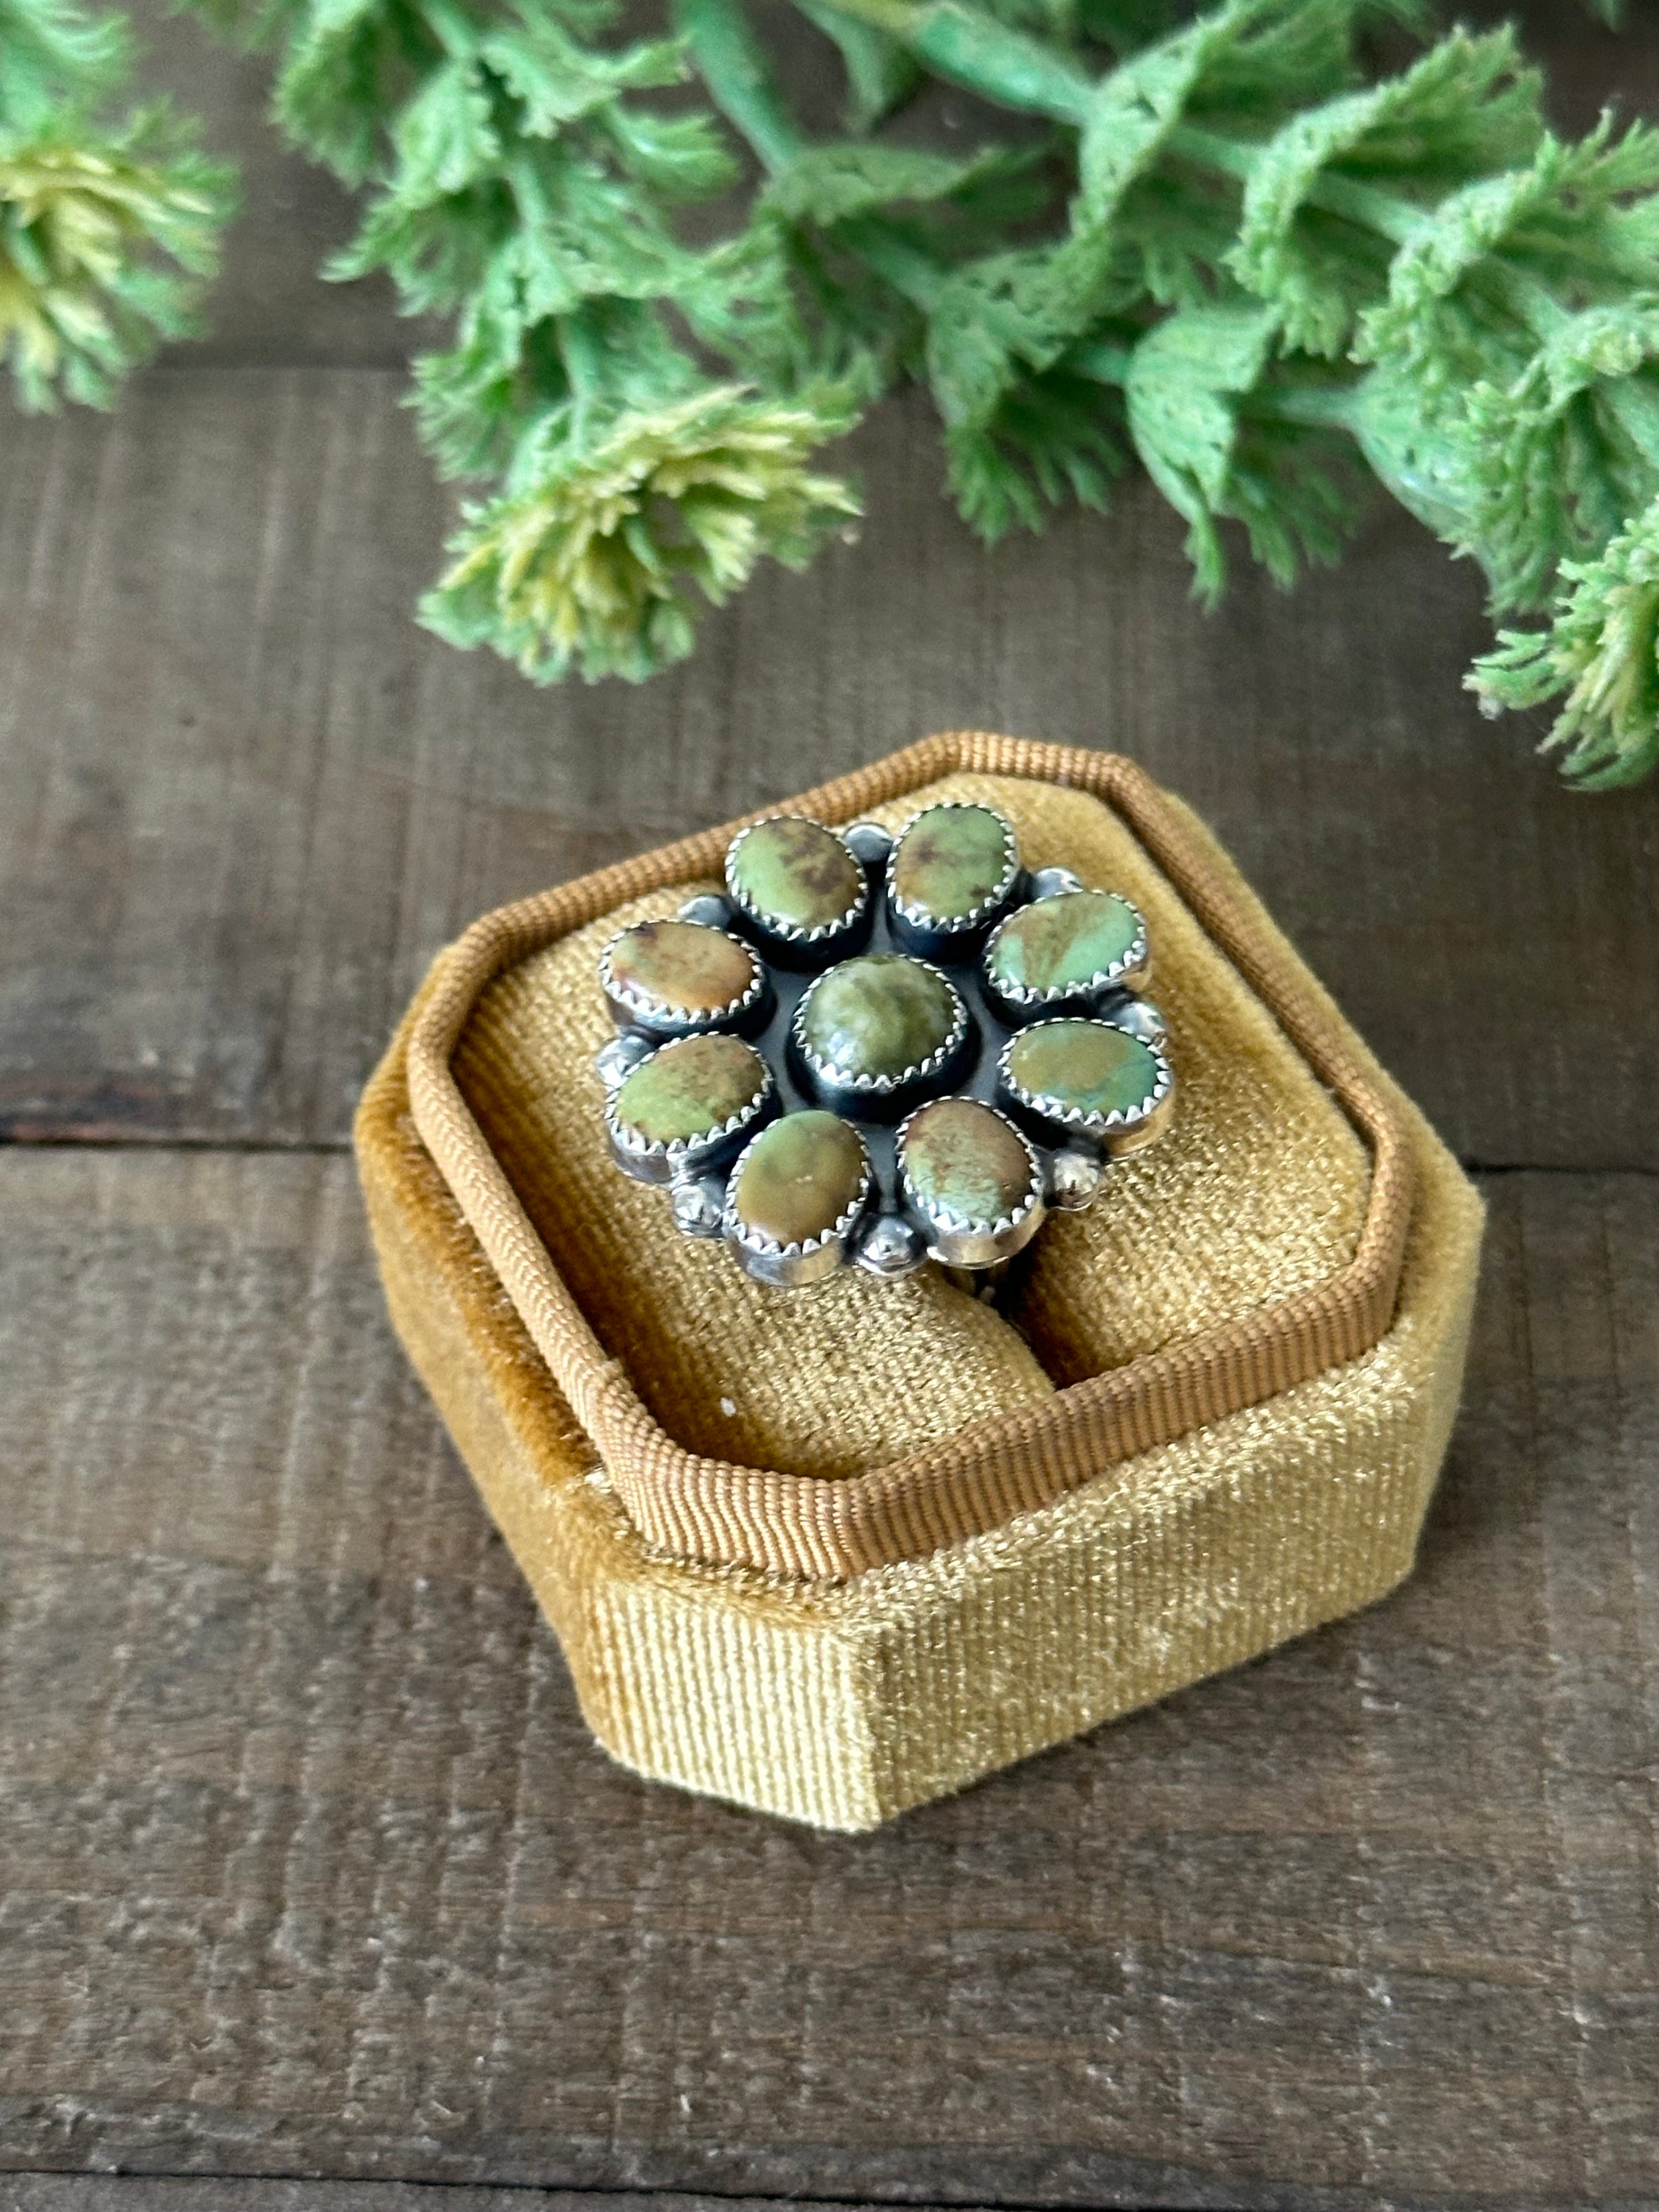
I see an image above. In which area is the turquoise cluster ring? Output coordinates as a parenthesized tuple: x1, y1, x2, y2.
(597, 800, 1176, 1289)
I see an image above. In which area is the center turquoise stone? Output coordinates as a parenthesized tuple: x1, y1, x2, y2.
(1006, 1019, 1162, 1124)
(730, 1111, 867, 1247)
(614, 1033, 767, 1149)
(890, 804, 1012, 924)
(729, 816, 862, 935)
(987, 890, 1142, 997)
(901, 1098, 1035, 1228)
(798, 953, 958, 1082)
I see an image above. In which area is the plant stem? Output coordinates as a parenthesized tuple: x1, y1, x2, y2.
(811, 0, 1092, 121)
(839, 216, 949, 307)
(418, 0, 481, 63)
(1071, 332, 1364, 432)
(1168, 122, 1421, 244)
(1066, 337, 1133, 382)
(560, 309, 608, 442)
(675, 0, 805, 174)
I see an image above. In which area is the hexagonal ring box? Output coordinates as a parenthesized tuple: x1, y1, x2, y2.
(357, 736, 1483, 1830)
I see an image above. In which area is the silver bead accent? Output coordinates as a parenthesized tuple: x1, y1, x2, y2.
(1047, 1148, 1104, 1211)
(1109, 996, 1168, 1048)
(676, 893, 733, 929)
(669, 1174, 728, 1239)
(842, 820, 894, 868)
(1028, 866, 1086, 901)
(856, 1214, 928, 1279)
(596, 1032, 654, 1092)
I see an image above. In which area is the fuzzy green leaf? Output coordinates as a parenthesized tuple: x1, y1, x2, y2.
(0, 120, 234, 408)
(1231, 30, 1541, 357)
(1356, 120, 1659, 399)
(1125, 296, 1351, 595)
(0, 0, 126, 133)
(420, 383, 861, 679)
(945, 359, 1123, 537)
(791, 0, 918, 131)
(1457, 297, 1659, 610)
(1470, 493, 1659, 788)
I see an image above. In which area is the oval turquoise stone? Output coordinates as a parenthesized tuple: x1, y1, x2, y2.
(614, 1033, 767, 1149)
(798, 954, 958, 1082)
(729, 816, 861, 934)
(607, 919, 756, 1017)
(890, 804, 1012, 924)
(1006, 1019, 1163, 1123)
(987, 890, 1142, 997)
(901, 1098, 1034, 1228)
(730, 1111, 867, 1247)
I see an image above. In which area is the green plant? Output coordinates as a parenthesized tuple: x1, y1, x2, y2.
(195, 0, 1659, 785)
(0, 0, 233, 409)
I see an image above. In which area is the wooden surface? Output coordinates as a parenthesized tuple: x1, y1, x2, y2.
(3, 3, 1659, 2207)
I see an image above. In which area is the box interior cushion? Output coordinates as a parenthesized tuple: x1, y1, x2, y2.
(452, 772, 1369, 1480)
(454, 899, 1056, 1485)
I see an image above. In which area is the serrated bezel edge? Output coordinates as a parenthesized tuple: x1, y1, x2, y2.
(885, 800, 1021, 934)
(791, 957, 970, 1096)
(997, 1017, 1175, 1134)
(723, 815, 870, 947)
(895, 1099, 1043, 1241)
(599, 920, 767, 1028)
(983, 893, 1150, 1008)
(721, 1119, 874, 1259)
(605, 1042, 776, 1169)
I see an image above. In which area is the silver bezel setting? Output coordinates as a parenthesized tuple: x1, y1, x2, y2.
(896, 1099, 1046, 1269)
(885, 801, 1022, 942)
(722, 1119, 875, 1288)
(595, 801, 1178, 1289)
(724, 815, 871, 953)
(982, 893, 1151, 1019)
(791, 956, 971, 1103)
(997, 1016, 1176, 1156)
(599, 919, 769, 1037)
(606, 1040, 777, 1187)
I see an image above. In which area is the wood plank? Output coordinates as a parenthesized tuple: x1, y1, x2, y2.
(128, 5, 417, 369)
(2, 369, 1656, 1168)
(3, 1149, 1657, 2205)
(2, 2188, 937, 2212)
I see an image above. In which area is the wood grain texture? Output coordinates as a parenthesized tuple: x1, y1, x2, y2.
(4, 7, 1656, 2204)
(2, 2189, 933, 2212)
(2, 369, 1656, 1166)
(127, 9, 418, 368)
(3, 1149, 1657, 2209)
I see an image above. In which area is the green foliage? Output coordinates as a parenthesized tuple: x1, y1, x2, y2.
(421, 383, 861, 679)
(180, 0, 1659, 778)
(1124, 297, 1352, 596)
(1471, 495, 1659, 788)
(1230, 30, 1541, 358)
(0, 0, 232, 408)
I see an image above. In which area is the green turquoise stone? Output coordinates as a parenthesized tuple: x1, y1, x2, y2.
(988, 890, 1141, 996)
(890, 804, 1012, 923)
(798, 954, 958, 1082)
(729, 817, 861, 934)
(731, 1111, 867, 1247)
(614, 1033, 767, 1149)
(1007, 1019, 1161, 1123)
(901, 1098, 1034, 1228)
(608, 919, 755, 1017)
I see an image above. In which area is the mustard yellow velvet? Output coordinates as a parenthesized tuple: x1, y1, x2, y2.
(356, 771, 1483, 1830)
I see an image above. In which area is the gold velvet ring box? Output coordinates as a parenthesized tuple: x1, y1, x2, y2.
(356, 734, 1483, 1831)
